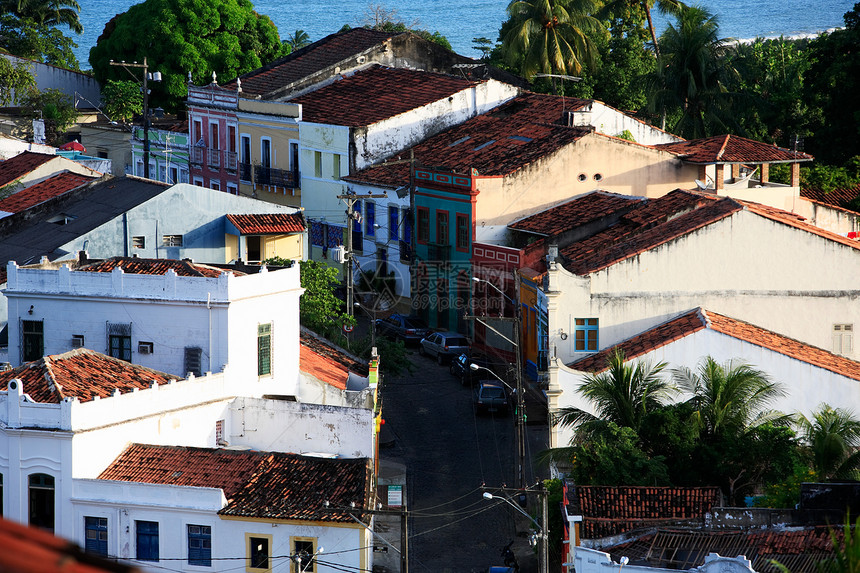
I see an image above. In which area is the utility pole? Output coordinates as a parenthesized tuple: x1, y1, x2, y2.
(109, 57, 161, 179)
(323, 504, 408, 573)
(376, 150, 417, 302)
(337, 193, 388, 318)
(513, 269, 526, 493)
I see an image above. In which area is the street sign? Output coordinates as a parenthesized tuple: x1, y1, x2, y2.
(343, 324, 354, 333)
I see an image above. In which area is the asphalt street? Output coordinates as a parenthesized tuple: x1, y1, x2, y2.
(379, 348, 550, 573)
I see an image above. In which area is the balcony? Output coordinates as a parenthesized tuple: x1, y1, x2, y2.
(190, 146, 204, 166)
(225, 151, 237, 172)
(426, 242, 451, 263)
(240, 163, 299, 189)
(207, 148, 221, 169)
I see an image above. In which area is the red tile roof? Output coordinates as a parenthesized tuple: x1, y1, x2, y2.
(346, 93, 592, 185)
(801, 184, 860, 213)
(568, 484, 720, 539)
(77, 257, 237, 277)
(291, 65, 478, 127)
(226, 213, 305, 235)
(224, 28, 402, 96)
(653, 134, 813, 163)
(509, 191, 645, 236)
(0, 172, 94, 213)
(0, 516, 141, 573)
(100, 444, 371, 522)
(0, 349, 175, 404)
(300, 330, 369, 390)
(569, 308, 860, 382)
(558, 190, 740, 274)
(0, 151, 56, 187)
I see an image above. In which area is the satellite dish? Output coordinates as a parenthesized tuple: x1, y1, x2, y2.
(695, 179, 713, 190)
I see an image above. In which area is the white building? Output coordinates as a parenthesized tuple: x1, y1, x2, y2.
(4, 256, 302, 381)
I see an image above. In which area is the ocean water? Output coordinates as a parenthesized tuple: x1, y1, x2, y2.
(72, 0, 853, 69)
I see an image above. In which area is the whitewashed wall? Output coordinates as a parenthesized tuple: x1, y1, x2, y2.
(590, 101, 683, 145)
(549, 327, 860, 448)
(546, 209, 860, 366)
(795, 198, 860, 237)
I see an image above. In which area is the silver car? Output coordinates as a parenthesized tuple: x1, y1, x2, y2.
(418, 331, 470, 365)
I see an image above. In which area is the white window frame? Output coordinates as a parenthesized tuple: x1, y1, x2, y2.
(260, 137, 273, 168)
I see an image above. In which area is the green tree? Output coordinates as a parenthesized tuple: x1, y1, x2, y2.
(355, 4, 453, 51)
(597, 0, 685, 57)
(21, 87, 77, 144)
(0, 0, 82, 33)
(649, 4, 740, 138)
(798, 404, 860, 481)
(555, 350, 672, 440)
(89, 0, 286, 112)
(283, 29, 310, 51)
(570, 422, 671, 485)
(299, 260, 354, 336)
(472, 36, 495, 60)
(101, 79, 143, 123)
(818, 514, 860, 573)
(0, 13, 79, 68)
(0, 56, 36, 106)
(501, 0, 604, 89)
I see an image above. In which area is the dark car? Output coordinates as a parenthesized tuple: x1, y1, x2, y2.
(450, 353, 497, 386)
(474, 381, 509, 414)
(419, 331, 470, 365)
(374, 314, 431, 344)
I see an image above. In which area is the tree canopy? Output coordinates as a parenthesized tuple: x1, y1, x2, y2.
(0, 13, 79, 68)
(89, 0, 286, 112)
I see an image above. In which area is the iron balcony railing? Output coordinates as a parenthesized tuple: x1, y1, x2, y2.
(239, 163, 299, 188)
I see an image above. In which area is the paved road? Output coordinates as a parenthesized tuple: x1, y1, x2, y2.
(379, 348, 549, 573)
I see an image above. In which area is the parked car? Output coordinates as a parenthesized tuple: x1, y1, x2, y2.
(374, 314, 431, 344)
(450, 353, 497, 386)
(418, 331, 470, 365)
(474, 380, 509, 414)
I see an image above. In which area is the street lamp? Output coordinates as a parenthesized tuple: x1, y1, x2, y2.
(483, 491, 548, 573)
(295, 546, 324, 572)
(471, 275, 526, 492)
(470, 363, 516, 394)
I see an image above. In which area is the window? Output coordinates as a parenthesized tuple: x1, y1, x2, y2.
(352, 201, 363, 254)
(210, 180, 220, 191)
(97, 148, 108, 159)
(417, 207, 429, 244)
(29, 473, 54, 531)
(107, 322, 132, 362)
(436, 210, 449, 245)
(314, 151, 322, 177)
(163, 234, 183, 247)
(388, 206, 399, 242)
(261, 138, 271, 169)
(215, 419, 225, 445)
(136, 520, 159, 562)
(132, 236, 145, 249)
(456, 213, 469, 251)
(193, 176, 204, 187)
(169, 165, 179, 184)
(209, 123, 219, 150)
(185, 346, 202, 377)
(227, 183, 238, 195)
(227, 125, 237, 154)
(248, 535, 271, 570)
(187, 524, 211, 566)
(291, 537, 317, 573)
(574, 318, 599, 352)
(241, 135, 252, 182)
(365, 201, 376, 237)
(833, 324, 854, 355)
(85, 517, 108, 556)
(21, 319, 43, 362)
(332, 154, 341, 180)
(258, 323, 272, 376)
(193, 120, 202, 143)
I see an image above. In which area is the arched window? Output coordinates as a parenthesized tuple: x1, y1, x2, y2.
(29, 473, 55, 531)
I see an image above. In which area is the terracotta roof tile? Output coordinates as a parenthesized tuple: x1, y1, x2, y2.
(220, 453, 370, 522)
(558, 190, 740, 274)
(0, 151, 56, 186)
(568, 485, 720, 538)
(0, 516, 140, 573)
(569, 308, 860, 382)
(346, 93, 592, 185)
(0, 349, 175, 404)
(224, 28, 402, 96)
(300, 330, 368, 390)
(0, 172, 94, 214)
(77, 257, 238, 277)
(226, 213, 305, 234)
(509, 192, 645, 236)
(653, 134, 814, 163)
(291, 65, 478, 127)
(100, 444, 371, 522)
(801, 184, 860, 213)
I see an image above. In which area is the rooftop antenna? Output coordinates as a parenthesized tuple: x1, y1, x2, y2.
(533, 73, 582, 112)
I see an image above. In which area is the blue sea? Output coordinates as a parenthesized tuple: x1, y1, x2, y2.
(72, 0, 854, 69)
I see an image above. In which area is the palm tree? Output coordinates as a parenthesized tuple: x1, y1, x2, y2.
(555, 349, 673, 441)
(798, 404, 860, 481)
(597, 0, 686, 56)
(284, 29, 311, 52)
(673, 356, 789, 440)
(649, 4, 739, 138)
(1, 0, 83, 34)
(502, 0, 604, 89)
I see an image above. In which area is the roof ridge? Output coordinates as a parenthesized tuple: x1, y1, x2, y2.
(40, 354, 65, 401)
(697, 307, 712, 329)
(715, 134, 731, 161)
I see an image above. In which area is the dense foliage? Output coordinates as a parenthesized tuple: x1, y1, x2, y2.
(89, 0, 286, 112)
(0, 12, 79, 69)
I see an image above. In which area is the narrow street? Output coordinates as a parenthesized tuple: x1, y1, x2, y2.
(379, 347, 549, 572)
